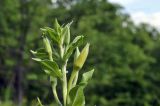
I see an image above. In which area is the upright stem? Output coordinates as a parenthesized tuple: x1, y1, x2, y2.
(49, 54, 61, 106)
(67, 69, 79, 104)
(72, 72, 79, 87)
(68, 70, 77, 93)
(60, 45, 67, 106)
(52, 84, 62, 106)
(62, 62, 67, 106)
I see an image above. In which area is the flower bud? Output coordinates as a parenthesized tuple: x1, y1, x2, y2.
(62, 25, 70, 45)
(74, 43, 89, 70)
(54, 19, 61, 31)
(43, 37, 52, 55)
(74, 47, 80, 63)
(64, 25, 70, 45)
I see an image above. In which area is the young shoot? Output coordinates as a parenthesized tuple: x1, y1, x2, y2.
(31, 19, 94, 106)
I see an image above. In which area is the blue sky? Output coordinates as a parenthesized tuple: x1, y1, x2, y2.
(109, 0, 160, 29)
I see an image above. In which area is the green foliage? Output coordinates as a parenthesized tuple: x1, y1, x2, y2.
(31, 20, 94, 106)
(0, 0, 51, 105)
(69, 69, 94, 106)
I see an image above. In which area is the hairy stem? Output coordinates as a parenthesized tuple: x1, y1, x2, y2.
(60, 45, 67, 106)
(62, 62, 67, 106)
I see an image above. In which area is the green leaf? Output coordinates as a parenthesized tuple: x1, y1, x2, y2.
(62, 21, 73, 45)
(69, 86, 85, 106)
(41, 27, 60, 44)
(68, 69, 94, 106)
(30, 48, 48, 59)
(37, 97, 43, 106)
(43, 37, 52, 55)
(74, 47, 80, 63)
(31, 48, 59, 60)
(54, 19, 61, 33)
(32, 59, 62, 79)
(79, 69, 94, 87)
(62, 24, 70, 45)
(63, 35, 84, 60)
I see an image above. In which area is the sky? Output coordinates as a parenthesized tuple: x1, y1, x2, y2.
(109, 0, 160, 29)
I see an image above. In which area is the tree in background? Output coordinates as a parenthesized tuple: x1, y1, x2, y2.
(0, 0, 51, 105)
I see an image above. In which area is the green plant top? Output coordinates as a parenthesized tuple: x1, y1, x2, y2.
(31, 19, 94, 106)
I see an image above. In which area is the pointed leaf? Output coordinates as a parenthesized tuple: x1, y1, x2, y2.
(79, 69, 94, 87)
(33, 59, 62, 79)
(41, 27, 60, 44)
(31, 48, 59, 60)
(62, 24, 70, 45)
(69, 86, 85, 106)
(30, 48, 48, 59)
(74, 47, 80, 63)
(43, 37, 52, 55)
(63, 35, 84, 60)
(68, 69, 94, 106)
(37, 97, 43, 106)
(54, 19, 61, 33)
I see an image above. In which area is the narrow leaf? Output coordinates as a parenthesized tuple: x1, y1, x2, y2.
(37, 97, 43, 106)
(63, 35, 84, 60)
(30, 48, 48, 59)
(74, 47, 80, 63)
(54, 19, 61, 33)
(62, 24, 70, 45)
(43, 37, 52, 55)
(80, 69, 94, 87)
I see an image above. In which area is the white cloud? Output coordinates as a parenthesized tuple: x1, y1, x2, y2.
(130, 12, 160, 29)
(109, 0, 160, 29)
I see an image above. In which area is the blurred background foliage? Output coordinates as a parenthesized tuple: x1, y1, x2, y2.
(0, 0, 160, 106)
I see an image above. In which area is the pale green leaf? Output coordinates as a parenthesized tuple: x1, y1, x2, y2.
(79, 69, 94, 87)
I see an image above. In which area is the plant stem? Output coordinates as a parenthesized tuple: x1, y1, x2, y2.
(49, 53, 61, 106)
(72, 72, 79, 87)
(62, 62, 67, 106)
(52, 84, 62, 106)
(68, 70, 77, 93)
(59, 45, 67, 106)
(67, 69, 78, 104)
